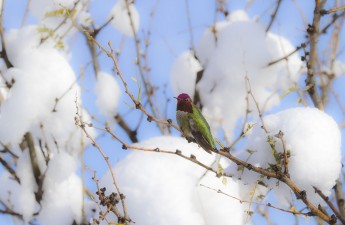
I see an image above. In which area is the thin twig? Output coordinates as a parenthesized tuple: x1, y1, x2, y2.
(88, 171, 113, 224)
(25, 132, 44, 203)
(94, 16, 114, 36)
(0, 156, 20, 183)
(245, 75, 268, 133)
(200, 184, 309, 216)
(0, 0, 12, 68)
(105, 41, 180, 132)
(257, 206, 276, 225)
(321, 5, 345, 15)
(21, 0, 31, 27)
(40, 1, 80, 44)
(314, 186, 345, 224)
(114, 114, 138, 143)
(65, 12, 181, 132)
(52, 72, 84, 112)
(226, 75, 254, 150)
(268, 10, 345, 67)
(266, 0, 283, 32)
(275, 130, 289, 176)
(79, 14, 139, 143)
(185, 0, 195, 51)
(105, 126, 214, 172)
(75, 101, 131, 224)
(0, 200, 24, 220)
(334, 178, 345, 220)
(68, 11, 336, 223)
(123, 0, 165, 134)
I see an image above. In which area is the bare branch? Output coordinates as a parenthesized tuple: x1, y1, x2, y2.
(334, 178, 345, 220)
(114, 114, 138, 143)
(75, 102, 131, 224)
(104, 126, 215, 173)
(21, 0, 31, 27)
(0, 200, 24, 220)
(314, 186, 345, 224)
(0, 156, 20, 183)
(268, 10, 345, 67)
(123, 0, 165, 134)
(275, 131, 289, 176)
(305, 0, 325, 109)
(245, 75, 268, 133)
(320, 5, 345, 15)
(25, 132, 44, 203)
(200, 184, 310, 216)
(185, 0, 195, 51)
(266, 0, 283, 32)
(0, 0, 13, 68)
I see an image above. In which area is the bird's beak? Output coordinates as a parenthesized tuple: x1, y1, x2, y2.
(174, 97, 179, 100)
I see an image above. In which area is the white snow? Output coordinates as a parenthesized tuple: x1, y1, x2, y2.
(171, 10, 303, 141)
(30, 0, 78, 18)
(0, 151, 39, 223)
(0, 25, 96, 224)
(0, 26, 96, 152)
(38, 152, 83, 225)
(109, 0, 140, 36)
(229, 107, 341, 206)
(332, 60, 345, 77)
(0, 3, 342, 225)
(100, 136, 245, 225)
(94, 71, 121, 123)
(30, 0, 89, 42)
(170, 51, 202, 98)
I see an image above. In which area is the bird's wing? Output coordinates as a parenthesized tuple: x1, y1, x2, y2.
(190, 129, 213, 154)
(188, 107, 216, 153)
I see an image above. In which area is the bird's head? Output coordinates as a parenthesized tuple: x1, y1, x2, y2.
(175, 93, 193, 113)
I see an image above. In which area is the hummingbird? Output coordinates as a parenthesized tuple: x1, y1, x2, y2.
(175, 93, 217, 154)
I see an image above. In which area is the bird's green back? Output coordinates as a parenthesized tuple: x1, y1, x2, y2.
(189, 105, 216, 149)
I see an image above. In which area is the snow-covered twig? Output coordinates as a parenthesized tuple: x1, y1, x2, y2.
(0, 200, 24, 220)
(0, 156, 20, 184)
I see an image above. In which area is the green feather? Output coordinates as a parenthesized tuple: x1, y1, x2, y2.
(189, 105, 216, 150)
